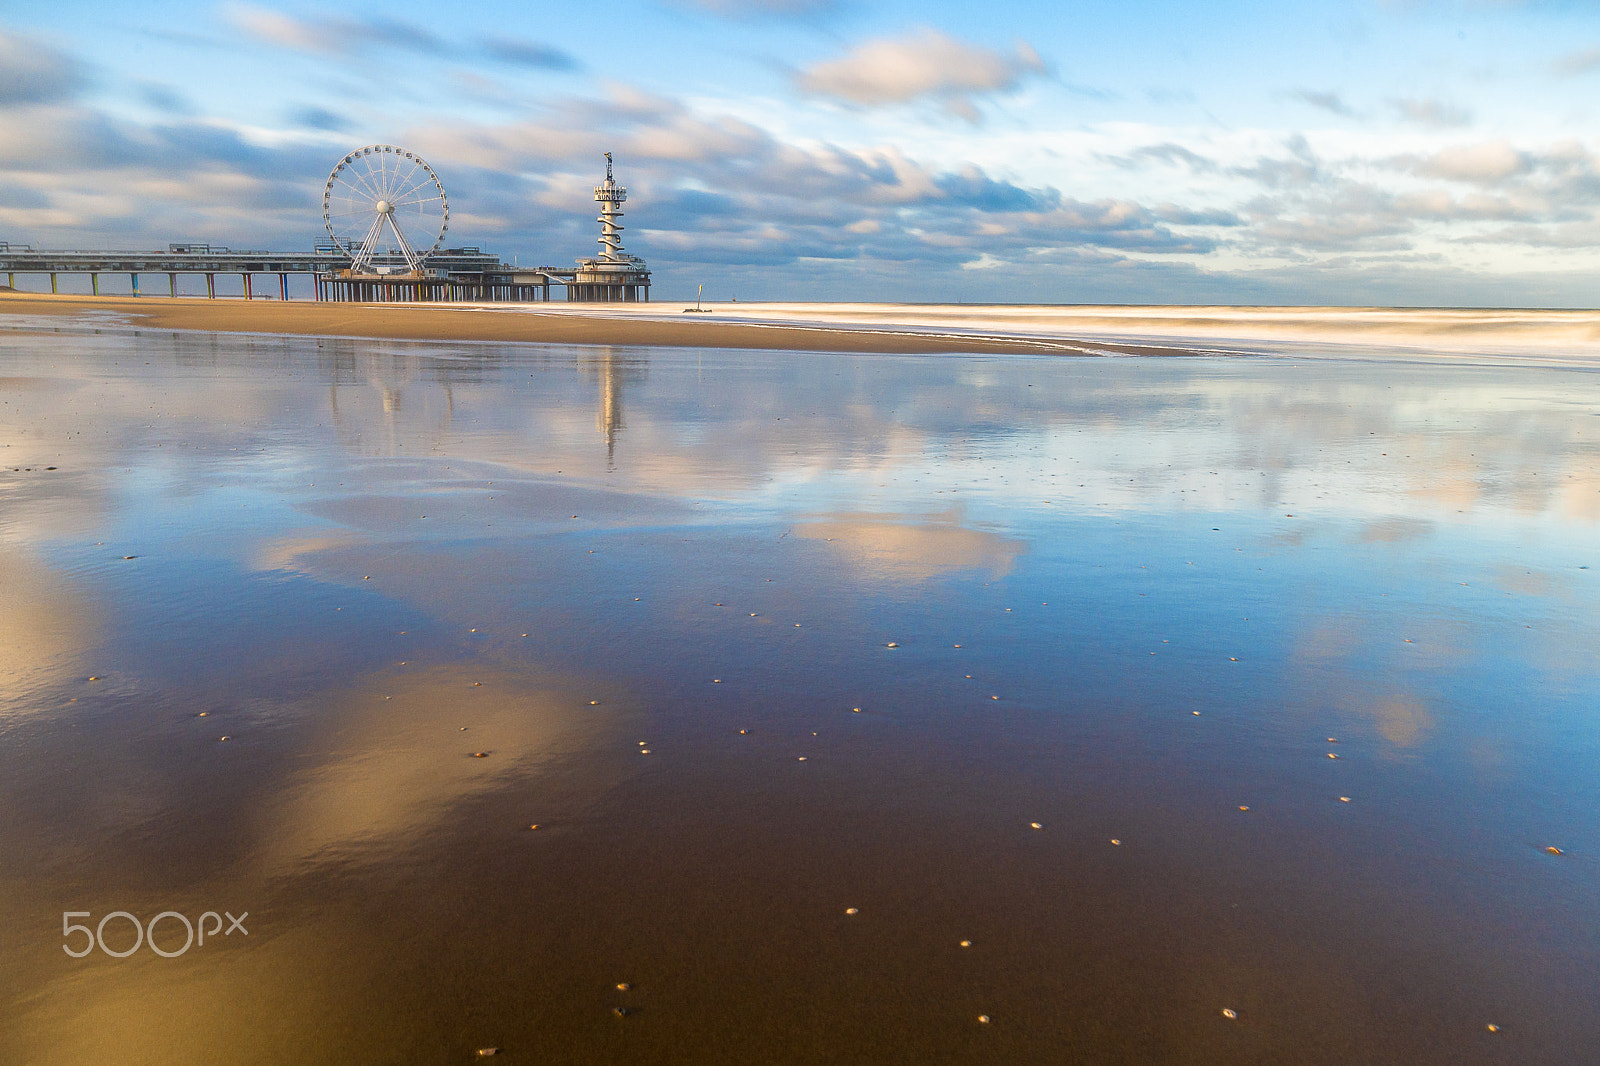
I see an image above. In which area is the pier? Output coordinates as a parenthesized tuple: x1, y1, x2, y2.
(1, 152, 650, 304)
(0, 242, 511, 301)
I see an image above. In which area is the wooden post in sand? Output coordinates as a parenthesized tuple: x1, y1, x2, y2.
(205, 274, 215, 298)
(131, 273, 140, 296)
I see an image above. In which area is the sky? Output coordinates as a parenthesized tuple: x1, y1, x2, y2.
(4, 0, 1600, 304)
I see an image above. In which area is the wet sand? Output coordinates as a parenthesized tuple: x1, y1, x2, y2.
(1, 317, 1597, 1064)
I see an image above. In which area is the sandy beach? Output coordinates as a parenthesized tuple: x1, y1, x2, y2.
(8, 292, 1600, 362)
(0, 292, 1123, 356)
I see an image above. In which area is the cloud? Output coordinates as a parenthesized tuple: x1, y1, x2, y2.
(1215, 133, 1600, 259)
(406, 84, 1220, 277)
(1553, 46, 1600, 76)
(0, 93, 341, 243)
(1251, 208, 1414, 251)
(794, 28, 1047, 122)
(228, 7, 581, 98)
(227, 6, 322, 51)
(228, 5, 448, 56)
(1479, 221, 1600, 248)
(1103, 142, 1218, 172)
(288, 104, 353, 133)
(1231, 156, 1319, 189)
(0, 31, 86, 104)
(1227, 135, 1323, 190)
(651, 187, 738, 220)
(1388, 97, 1472, 127)
(478, 35, 580, 71)
(1291, 89, 1355, 117)
(1023, 201, 1221, 254)
(138, 83, 193, 116)
(1153, 204, 1242, 226)
(1241, 169, 1573, 255)
(935, 165, 1058, 211)
(1408, 140, 1530, 183)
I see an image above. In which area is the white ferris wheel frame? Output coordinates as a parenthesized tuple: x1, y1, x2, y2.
(322, 145, 449, 275)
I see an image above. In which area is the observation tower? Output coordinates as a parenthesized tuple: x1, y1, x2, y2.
(570, 153, 651, 301)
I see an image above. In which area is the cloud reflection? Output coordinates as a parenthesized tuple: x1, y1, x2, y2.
(256, 665, 609, 873)
(0, 546, 94, 712)
(1367, 694, 1433, 749)
(795, 509, 1024, 581)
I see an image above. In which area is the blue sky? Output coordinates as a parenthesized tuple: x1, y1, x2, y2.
(5, 0, 1600, 303)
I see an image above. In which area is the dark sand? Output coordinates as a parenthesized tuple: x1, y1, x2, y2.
(0, 315, 1597, 1064)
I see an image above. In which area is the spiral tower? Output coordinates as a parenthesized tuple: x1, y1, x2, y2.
(570, 152, 651, 301)
(594, 152, 627, 261)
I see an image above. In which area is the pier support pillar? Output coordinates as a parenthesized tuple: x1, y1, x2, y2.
(131, 273, 140, 296)
(279, 274, 288, 300)
(50, 273, 57, 294)
(205, 274, 215, 298)
(90, 273, 99, 296)
(243, 274, 253, 300)
(168, 274, 177, 297)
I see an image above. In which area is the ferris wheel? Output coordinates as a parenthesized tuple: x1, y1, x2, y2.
(322, 145, 449, 275)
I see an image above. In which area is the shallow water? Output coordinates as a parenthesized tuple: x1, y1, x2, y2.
(1, 328, 1597, 1064)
